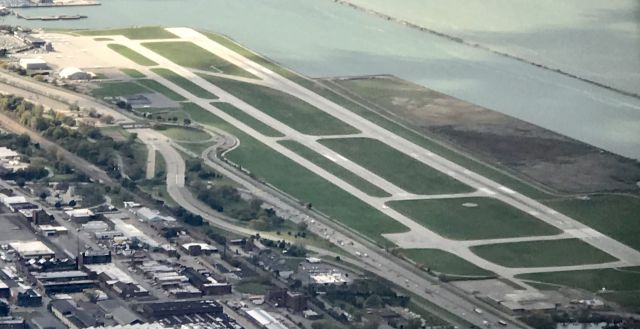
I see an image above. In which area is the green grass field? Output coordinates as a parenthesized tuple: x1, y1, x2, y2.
(389, 197, 561, 240)
(94, 37, 112, 41)
(108, 44, 158, 66)
(91, 81, 150, 98)
(79, 26, 177, 39)
(278, 140, 390, 197)
(600, 291, 640, 313)
(471, 239, 617, 267)
(319, 137, 473, 195)
(517, 267, 640, 292)
(213, 102, 284, 137)
(544, 195, 640, 252)
(143, 41, 254, 78)
(136, 79, 186, 101)
(181, 102, 406, 246)
(401, 249, 493, 277)
(158, 126, 211, 142)
(120, 68, 145, 78)
(151, 68, 217, 99)
(198, 74, 359, 136)
(205, 29, 553, 201)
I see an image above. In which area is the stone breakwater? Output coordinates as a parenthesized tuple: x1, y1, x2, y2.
(333, 0, 640, 101)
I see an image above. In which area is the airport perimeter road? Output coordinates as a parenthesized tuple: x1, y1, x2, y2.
(133, 128, 524, 328)
(107, 32, 640, 281)
(165, 27, 640, 267)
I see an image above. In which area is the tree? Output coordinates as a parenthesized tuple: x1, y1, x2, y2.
(364, 294, 383, 308)
(183, 118, 191, 125)
(406, 318, 422, 329)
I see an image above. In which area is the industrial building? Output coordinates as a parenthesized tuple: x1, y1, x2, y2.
(8, 241, 55, 259)
(180, 243, 217, 256)
(58, 67, 92, 80)
(65, 209, 95, 223)
(139, 300, 223, 320)
(32, 270, 95, 294)
(0, 195, 37, 213)
(0, 280, 9, 299)
(83, 263, 149, 299)
(266, 288, 307, 313)
(244, 309, 287, 329)
(182, 267, 231, 295)
(79, 249, 111, 265)
(18, 58, 48, 70)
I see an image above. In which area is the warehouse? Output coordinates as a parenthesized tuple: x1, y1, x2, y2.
(8, 241, 55, 259)
(140, 300, 223, 320)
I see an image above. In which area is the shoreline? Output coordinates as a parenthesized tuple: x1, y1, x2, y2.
(332, 0, 640, 102)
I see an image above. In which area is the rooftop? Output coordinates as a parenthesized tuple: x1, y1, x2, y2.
(9, 241, 54, 257)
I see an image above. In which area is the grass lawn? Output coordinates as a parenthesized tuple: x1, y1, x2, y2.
(136, 79, 186, 101)
(279, 140, 390, 197)
(319, 137, 473, 195)
(206, 29, 552, 201)
(94, 37, 112, 41)
(151, 68, 217, 99)
(142, 41, 254, 78)
(543, 195, 640, 252)
(517, 267, 640, 292)
(199, 74, 359, 136)
(91, 81, 149, 98)
(181, 102, 407, 246)
(213, 102, 283, 137)
(235, 281, 272, 294)
(154, 150, 166, 178)
(108, 44, 157, 66)
(601, 291, 640, 313)
(401, 248, 493, 277)
(471, 239, 617, 267)
(120, 68, 145, 78)
(157, 126, 211, 142)
(79, 26, 177, 39)
(389, 197, 561, 240)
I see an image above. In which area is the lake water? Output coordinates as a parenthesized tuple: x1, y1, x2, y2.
(5, 0, 640, 159)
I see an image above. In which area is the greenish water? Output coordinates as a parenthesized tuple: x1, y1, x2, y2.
(6, 0, 640, 159)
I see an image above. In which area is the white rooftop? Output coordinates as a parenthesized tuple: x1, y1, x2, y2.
(246, 309, 287, 329)
(65, 208, 94, 217)
(9, 241, 54, 257)
(0, 147, 19, 158)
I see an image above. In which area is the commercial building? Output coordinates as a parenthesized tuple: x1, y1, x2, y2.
(18, 58, 47, 70)
(8, 241, 55, 259)
(182, 267, 231, 295)
(31, 209, 55, 225)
